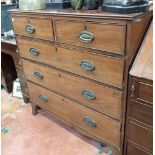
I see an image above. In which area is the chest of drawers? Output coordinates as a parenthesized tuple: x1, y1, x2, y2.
(10, 9, 152, 155)
(125, 22, 153, 155)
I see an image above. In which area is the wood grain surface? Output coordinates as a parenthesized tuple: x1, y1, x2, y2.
(27, 81, 121, 150)
(130, 22, 153, 80)
(9, 9, 153, 155)
(22, 59, 123, 120)
(55, 21, 126, 54)
(12, 17, 54, 41)
(19, 43, 124, 88)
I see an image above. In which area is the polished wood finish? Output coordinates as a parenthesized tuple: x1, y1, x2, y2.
(136, 82, 153, 103)
(125, 22, 153, 155)
(12, 17, 54, 41)
(27, 81, 121, 149)
(16, 37, 56, 61)
(22, 59, 123, 120)
(18, 38, 124, 88)
(126, 142, 151, 155)
(126, 14, 153, 67)
(10, 9, 153, 155)
(128, 121, 152, 152)
(1, 37, 29, 102)
(128, 101, 153, 126)
(9, 8, 152, 20)
(55, 20, 126, 54)
(130, 21, 153, 81)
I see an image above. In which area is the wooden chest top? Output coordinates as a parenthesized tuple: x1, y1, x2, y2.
(9, 8, 153, 20)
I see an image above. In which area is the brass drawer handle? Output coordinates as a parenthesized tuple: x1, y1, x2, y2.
(25, 24, 35, 34)
(34, 71, 43, 79)
(83, 117, 96, 127)
(78, 30, 94, 43)
(82, 90, 96, 100)
(80, 60, 95, 71)
(29, 48, 39, 56)
(39, 95, 48, 103)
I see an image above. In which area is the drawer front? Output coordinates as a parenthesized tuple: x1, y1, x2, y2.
(129, 100, 153, 126)
(22, 60, 123, 120)
(128, 121, 153, 152)
(136, 82, 153, 103)
(17, 38, 55, 62)
(12, 17, 54, 40)
(27, 81, 121, 149)
(126, 142, 151, 155)
(19, 41, 124, 88)
(55, 21, 126, 54)
(130, 80, 153, 103)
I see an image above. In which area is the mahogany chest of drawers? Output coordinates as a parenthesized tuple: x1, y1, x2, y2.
(125, 22, 153, 155)
(10, 9, 152, 155)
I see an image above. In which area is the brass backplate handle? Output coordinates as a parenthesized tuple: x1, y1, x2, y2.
(39, 95, 48, 103)
(83, 117, 96, 127)
(80, 60, 95, 71)
(77, 30, 94, 43)
(82, 90, 96, 100)
(34, 71, 43, 79)
(29, 48, 39, 56)
(25, 24, 35, 33)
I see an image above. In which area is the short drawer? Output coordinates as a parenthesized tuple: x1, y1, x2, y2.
(128, 121, 153, 152)
(27, 81, 121, 149)
(128, 100, 153, 126)
(12, 16, 54, 40)
(19, 41, 124, 88)
(54, 21, 126, 55)
(22, 60, 123, 120)
(126, 142, 151, 155)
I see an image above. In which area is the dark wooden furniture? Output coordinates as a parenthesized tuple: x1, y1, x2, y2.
(1, 37, 29, 102)
(1, 51, 17, 93)
(10, 9, 152, 155)
(125, 23, 153, 155)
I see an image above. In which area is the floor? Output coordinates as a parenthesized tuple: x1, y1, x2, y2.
(1, 88, 112, 155)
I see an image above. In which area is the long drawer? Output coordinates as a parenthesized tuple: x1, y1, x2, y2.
(12, 17, 54, 40)
(127, 121, 153, 152)
(22, 59, 123, 120)
(27, 81, 121, 149)
(54, 20, 126, 55)
(18, 38, 124, 88)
